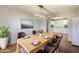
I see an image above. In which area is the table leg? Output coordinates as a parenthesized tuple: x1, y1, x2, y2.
(16, 42, 19, 53)
(16, 42, 21, 53)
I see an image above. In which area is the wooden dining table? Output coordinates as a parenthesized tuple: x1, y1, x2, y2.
(17, 33, 56, 53)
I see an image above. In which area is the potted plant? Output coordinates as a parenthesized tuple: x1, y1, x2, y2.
(38, 29, 43, 36)
(38, 29, 43, 33)
(0, 26, 9, 49)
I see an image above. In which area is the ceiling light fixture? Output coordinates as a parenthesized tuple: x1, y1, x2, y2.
(34, 5, 46, 19)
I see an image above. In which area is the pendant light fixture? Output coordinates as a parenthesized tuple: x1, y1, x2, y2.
(34, 5, 46, 19)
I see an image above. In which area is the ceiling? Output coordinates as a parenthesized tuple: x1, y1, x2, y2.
(1, 5, 79, 19)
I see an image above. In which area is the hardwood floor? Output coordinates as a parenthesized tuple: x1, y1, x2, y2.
(57, 34, 79, 53)
(0, 43, 16, 53)
(0, 34, 79, 53)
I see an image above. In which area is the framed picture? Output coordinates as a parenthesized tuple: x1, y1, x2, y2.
(21, 19, 33, 29)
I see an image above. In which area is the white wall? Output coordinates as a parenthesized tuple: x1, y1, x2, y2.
(68, 17, 79, 46)
(0, 7, 47, 44)
(68, 8, 79, 46)
(37, 20, 47, 32)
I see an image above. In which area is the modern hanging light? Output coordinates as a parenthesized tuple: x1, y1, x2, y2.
(34, 5, 46, 19)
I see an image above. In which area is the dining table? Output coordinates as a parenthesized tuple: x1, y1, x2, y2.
(17, 33, 56, 53)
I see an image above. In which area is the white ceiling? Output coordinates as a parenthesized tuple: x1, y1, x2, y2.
(1, 5, 79, 18)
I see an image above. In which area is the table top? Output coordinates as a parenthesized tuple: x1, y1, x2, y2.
(17, 33, 55, 53)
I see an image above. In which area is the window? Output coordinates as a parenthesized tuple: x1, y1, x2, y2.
(50, 19, 68, 28)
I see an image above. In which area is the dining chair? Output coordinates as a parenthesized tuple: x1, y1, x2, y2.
(32, 30, 37, 35)
(47, 33, 63, 46)
(37, 34, 63, 53)
(18, 32, 27, 39)
(46, 34, 63, 53)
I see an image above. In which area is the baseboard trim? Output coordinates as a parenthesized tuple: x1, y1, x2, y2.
(72, 44, 79, 47)
(8, 42, 16, 45)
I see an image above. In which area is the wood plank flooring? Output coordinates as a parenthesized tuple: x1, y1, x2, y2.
(0, 43, 16, 53)
(57, 34, 79, 53)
